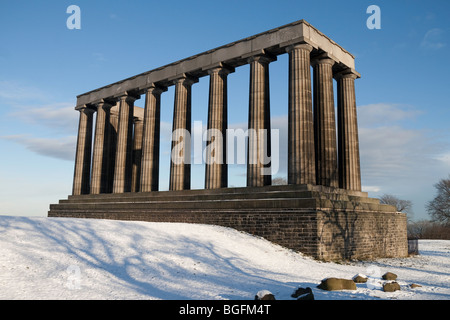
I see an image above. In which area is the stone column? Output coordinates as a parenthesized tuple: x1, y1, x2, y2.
(72, 105, 94, 195)
(205, 66, 233, 189)
(131, 117, 143, 192)
(90, 100, 113, 194)
(106, 108, 119, 193)
(287, 43, 316, 185)
(169, 75, 197, 191)
(113, 93, 138, 193)
(312, 55, 338, 188)
(140, 86, 166, 192)
(247, 54, 275, 187)
(336, 69, 361, 191)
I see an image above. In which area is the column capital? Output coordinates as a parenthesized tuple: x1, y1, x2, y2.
(333, 68, 361, 80)
(133, 116, 144, 123)
(118, 92, 140, 103)
(144, 83, 168, 95)
(246, 53, 277, 65)
(75, 104, 96, 114)
(92, 98, 116, 109)
(310, 53, 335, 67)
(286, 42, 313, 53)
(203, 62, 235, 75)
(169, 73, 199, 86)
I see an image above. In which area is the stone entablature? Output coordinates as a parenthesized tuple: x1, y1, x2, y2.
(76, 20, 358, 107)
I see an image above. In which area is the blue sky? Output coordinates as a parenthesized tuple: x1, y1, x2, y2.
(0, 0, 449, 220)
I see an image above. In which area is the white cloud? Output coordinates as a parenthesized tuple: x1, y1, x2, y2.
(0, 80, 48, 102)
(9, 104, 78, 134)
(362, 186, 380, 192)
(1, 135, 76, 161)
(421, 28, 446, 50)
(357, 103, 445, 183)
(359, 125, 426, 180)
(434, 152, 450, 166)
(357, 103, 421, 128)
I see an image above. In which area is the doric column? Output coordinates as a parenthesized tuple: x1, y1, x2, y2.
(312, 55, 338, 188)
(90, 100, 113, 194)
(140, 85, 166, 192)
(131, 117, 143, 193)
(106, 108, 119, 193)
(169, 75, 197, 191)
(72, 105, 95, 195)
(205, 65, 233, 189)
(286, 43, 316, 185)
(247, 54, 275, 187)
(113, 93, 138, 193)
(335, 69, 361, 191)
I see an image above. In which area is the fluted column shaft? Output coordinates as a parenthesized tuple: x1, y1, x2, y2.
(312, 56, 338, 187)
(90, 101, 113, 194)
(287, 43, 316, 185)
(169, 76, 196, 191)
(140, 86, 165, 192)
(205, 66, 232, 189)
(113, 94, 138, 193)
(72, 106, 94, 195)
(247, 55, 274, 187)
(336, 70, 361, 191)
(131, 118, 143, 192)
(106, 110, 118, 193)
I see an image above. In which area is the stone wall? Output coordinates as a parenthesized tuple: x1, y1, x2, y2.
(316, 210, 408, 261)
(50, 207, 407, 261)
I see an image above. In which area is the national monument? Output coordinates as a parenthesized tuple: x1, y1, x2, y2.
(48, 20, 408, 261)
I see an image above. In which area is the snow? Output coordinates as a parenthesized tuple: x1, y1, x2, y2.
(0, 215, 449, 300)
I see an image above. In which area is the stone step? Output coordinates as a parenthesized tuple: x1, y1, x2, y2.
(60, 190, 381, 206)
(61, 184, 376, 205)
(66, 184, 369, 200)
(50, 196, 394, 213)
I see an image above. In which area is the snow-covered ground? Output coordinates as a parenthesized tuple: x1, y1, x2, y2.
(0, 216, 449, 300)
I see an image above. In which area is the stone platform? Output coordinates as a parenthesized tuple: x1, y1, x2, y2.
(48, 184, 407, 261)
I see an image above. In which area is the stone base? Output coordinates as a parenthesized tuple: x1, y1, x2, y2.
(48, 184, 407, 261)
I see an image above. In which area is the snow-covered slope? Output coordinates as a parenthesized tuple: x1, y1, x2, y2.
(0, 216, 449, 300)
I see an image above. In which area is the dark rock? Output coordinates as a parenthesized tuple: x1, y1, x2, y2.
(317, 278, 356, 291)
(353, 274, 368, 283)
(291, 287, 314, 300)
(383, 281, 401, 292)
(382, 272, 397, 281)
(255, 290, 276, 300)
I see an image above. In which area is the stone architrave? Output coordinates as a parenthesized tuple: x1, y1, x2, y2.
(312, 55, 338, 188)
(247, 54, 275, 187)
(90, 100, 113, 194)
(287, 43, 316, 185)
(169, 75, 197, 191)
(140, 85, 166, 192)
(205, 65, 233, 189)
(336, 69, 361, 191)
(113, 93, 138, 193)
(72, 105, 95, 195)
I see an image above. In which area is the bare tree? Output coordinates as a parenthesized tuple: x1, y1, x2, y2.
(272, 177, 287, 185)
(427, 175, 450, 224)
(379, 194, 413, 213)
